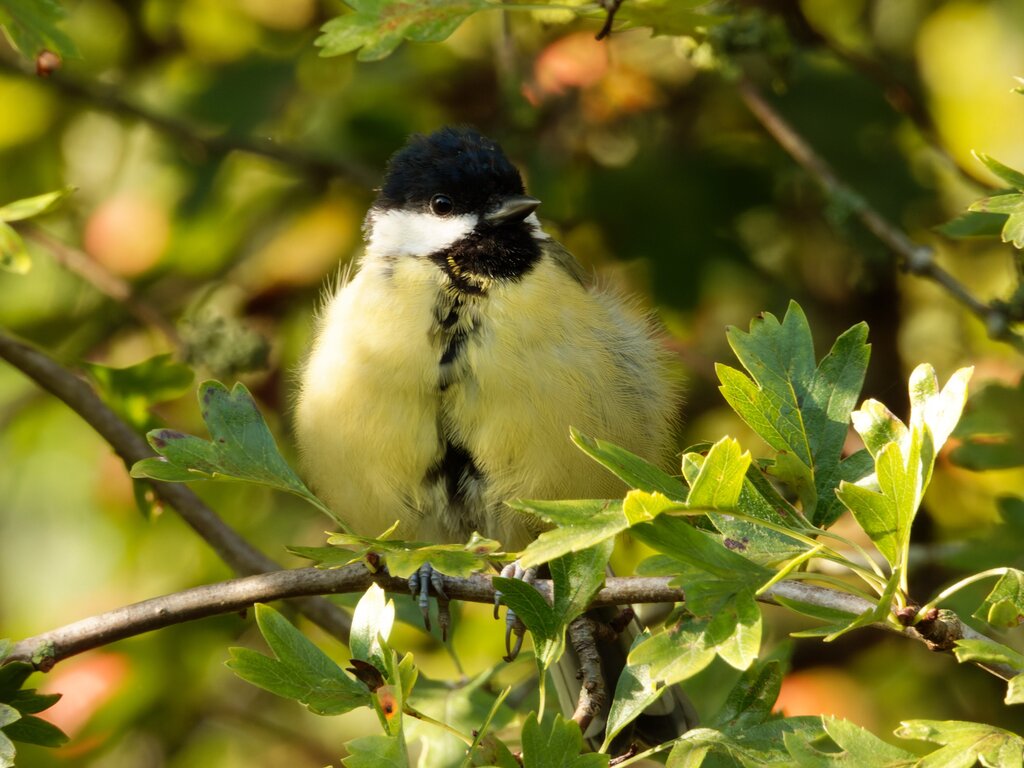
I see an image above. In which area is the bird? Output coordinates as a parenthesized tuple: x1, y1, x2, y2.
(294, 126, 694, 748)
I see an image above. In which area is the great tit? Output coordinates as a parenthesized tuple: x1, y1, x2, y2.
(295, 126, 693, 745)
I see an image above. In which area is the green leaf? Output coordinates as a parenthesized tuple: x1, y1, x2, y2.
(628, 619, 716, 686)
(0, 663, 31, 699)
(84, 355, 195, 432)
(896, 720, 1024, 768)
(493, 576, 562, 670)
(570, 428, 687, 500)
(342, 732, 408, 767)
(0, 729, 13, 768)
(521, 715, 609, 768)
(709, 660, 783, 731)
(785, 716, 916, 766)
(667, 717, 826, 767)
(974, 152, 1024, 190)
(968, 193, 1024, 215)
(1003, 211, 1024, 249)
(315, 530, 501, 579)
(717, 302, 869, 527)
(704, 589, 762, 670)
(316, 0, 489, 61)
(685, 438, 751, 510)
(1007, 674, 1024, 705)
(772, 595, 859, 625)
(8, 689, 61, 716)
(0, 704, 18, 729)
(601, 630, 664, 752)
(0, 0, 77, 58)
(975, 569, 1024, 627)
(550, 541, 613, 625)
(513, 500, 628, 569)
(413, 675, 513, 767)
(0, 187, 74, 222)
(611, 0, 728, 37)
(951, 380, 1024, 470)
(936, 210, 1008, 239)
(953, 637, 1024, 673)
(226, 604, 370, 716)
(0, 222, 30, 274)
(130, 380, 339, 524)
(1, 714, 68, 748)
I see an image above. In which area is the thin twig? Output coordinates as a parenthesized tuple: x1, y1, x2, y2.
(0, 330, 352, 644)
(20, 225, 181, 347)
(0, 57, 377, 188)
(595, 0, 624, 40)
(736, 75, 1024, 352)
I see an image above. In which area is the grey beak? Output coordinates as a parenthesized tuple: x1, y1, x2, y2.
(484, 195, 541, 224)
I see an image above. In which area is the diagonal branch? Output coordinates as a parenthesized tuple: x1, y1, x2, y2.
(0, 329, 351, 643)
(736, 75, 1024, 353)
(0, 57, 377, 187)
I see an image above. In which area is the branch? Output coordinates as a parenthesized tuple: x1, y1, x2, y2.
(567, 616, 608, 734)
(0, 57, 377, 188)
(6, 565, 1016, 683)
(735, 76, 1024, 353)
(0, 329, 351, 644)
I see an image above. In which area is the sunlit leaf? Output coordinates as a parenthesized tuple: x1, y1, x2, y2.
(628, 619, 716, 686)
(513, 500, 628, 569)
(350, 584, 394, 670)
(571, 427, 687, 500)
(0, 186, 73, 222)
(521, 714, 608, 768)
(896, 720, 1024, 768)
(973, 152, 1024, 191)
(974, 569, 1024, 627)
(667, 717, 825, 767)
(226, 604, 370, 716)
(717, 301, 869, 527)
(316, 0, 489, 61)
(784, 716, 916, 766)
(341, 732, 408, 767)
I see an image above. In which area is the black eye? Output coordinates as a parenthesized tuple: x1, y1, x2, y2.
(430, 194, 454, 216)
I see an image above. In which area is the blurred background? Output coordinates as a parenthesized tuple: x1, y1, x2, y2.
(2, 0, 1024, 765)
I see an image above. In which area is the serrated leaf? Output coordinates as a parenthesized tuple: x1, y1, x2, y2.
(975, 569, 1024, 627)
(316, 0, 489, 61)
(897, 720, 1024, 768)
(0, 0, 76, 58)
(784, 716, 916, 766)
(521, 715, 609, 768)
(227, 604, 370, 716)
(667, 717, 826, 767)
(952, 637, 1024, 671)
(705, 589, 762, 670)
(570, 428, 687, 500)
(0, 187, 74, 222)
(974, 152, 1024, 190)
(0, 222, 30, 274)
(685, 438, 751, 510)
(717, 302, 869, 527)
(493, 576, 562, 671)
(550, 542, 612, 625)
(342, 732, 408, 767)
(514, 500, 628, 569)
(1006, 674, 1024, 705)
(1003, 211, 1024, 249)
(130, 380, 338, 524)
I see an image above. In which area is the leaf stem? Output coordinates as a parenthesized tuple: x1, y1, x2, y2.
(916, 567, 1010, 622)
(404, 706, 475, 746)
(756, 544, 826, 596)
(781, 571, 882, 604)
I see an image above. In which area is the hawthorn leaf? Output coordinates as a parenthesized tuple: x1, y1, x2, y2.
(550, 541, 613, 625)
(784, 716, 917, 766)
(896, 720, 1024, 768)
(0, 223, 29, 274)
(316, 0, 489, 61)
(513, 500, 627, 569)
(131, 380, 339, 524)
(709, 659, 783, 731)
(628, 619, 716, 686)
(601, 630, 664, 751)
(975, 569, 1024, 627)
(0, 187, 73, 222)
(227, 604, 369, 715)
(974, 152, 1024, 191)
(521, 715, 608, 768)
(0, 0, 76, 59)
(667, 717, 825, 767)
(341, 732, 408, 768)
(571, 427, 687, 500)
(350, 584, 394, 669)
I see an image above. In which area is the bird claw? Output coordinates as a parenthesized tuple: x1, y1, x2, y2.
(409, 563, 452, 641)
(495, 561, 537, 661)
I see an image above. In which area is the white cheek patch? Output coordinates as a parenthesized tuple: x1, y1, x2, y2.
(525, 212, 550, 240)
(367, 209, 479, 258)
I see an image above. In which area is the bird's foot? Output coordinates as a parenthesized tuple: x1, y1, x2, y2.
(408, 562, 451, 641)
(494, 561, 538, 662)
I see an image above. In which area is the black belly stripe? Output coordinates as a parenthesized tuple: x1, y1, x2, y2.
(425, 440, 481, 507)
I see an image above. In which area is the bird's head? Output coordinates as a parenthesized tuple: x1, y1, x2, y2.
(364, 127, 545, 293)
